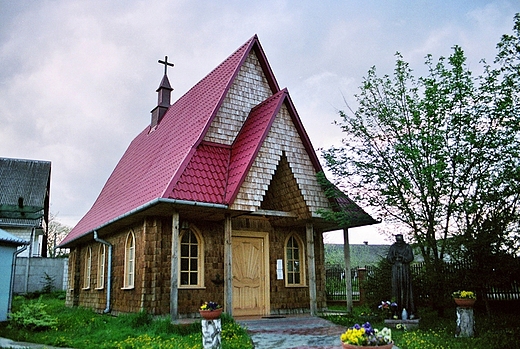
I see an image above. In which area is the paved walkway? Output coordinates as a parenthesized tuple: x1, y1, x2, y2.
(238, 315, 348, 349)
(238, 315, 400, 349)
(0, 336, 73, 349)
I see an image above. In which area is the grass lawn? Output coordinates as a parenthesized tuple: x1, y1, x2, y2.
(324, 304, 520, 349)
(0, 293, 253, 349)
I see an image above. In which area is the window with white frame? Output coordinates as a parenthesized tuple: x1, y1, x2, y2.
(285, 234, 305, 286)
(179, 227, 204, 288)
(123, 231, 135, 289)
(97, 244, 106, 289)
(83, 247, 92, 289)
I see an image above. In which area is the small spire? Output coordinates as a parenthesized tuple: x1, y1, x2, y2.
(151, 56, 174, 129)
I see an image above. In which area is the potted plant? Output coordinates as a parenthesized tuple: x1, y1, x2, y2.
(340, 322, 393, 349)
(199, 301, 223, 320)
(452, 290, 476, 308)
(378, 300, 398, 320)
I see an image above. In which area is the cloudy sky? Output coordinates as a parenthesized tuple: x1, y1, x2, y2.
(1, 1, 518, 244)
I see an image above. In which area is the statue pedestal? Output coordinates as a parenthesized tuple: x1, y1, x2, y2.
(202, 319, 222, 349)
(384, 318, 420, 330)
(455, 307, 474, 338)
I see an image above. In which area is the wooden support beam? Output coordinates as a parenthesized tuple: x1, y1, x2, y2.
(343, 228, 353, 313)
(306, 223, 317, 316)
(170, 211, 179, 321)
(250, 209, 298, 218)
(224, 214, 233, 316)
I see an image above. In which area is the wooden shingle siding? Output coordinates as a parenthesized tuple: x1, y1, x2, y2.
(204, 52, 272, 145)
(231, 103, 330, 213)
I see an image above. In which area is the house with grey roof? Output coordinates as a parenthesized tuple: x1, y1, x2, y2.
(0, 157, 51, 257)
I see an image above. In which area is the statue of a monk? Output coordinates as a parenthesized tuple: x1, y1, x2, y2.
(387, 234, 415, 318)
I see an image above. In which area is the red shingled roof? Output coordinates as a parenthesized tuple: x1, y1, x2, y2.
(60, 35, 289, 246)
(60, 35, 377, 247)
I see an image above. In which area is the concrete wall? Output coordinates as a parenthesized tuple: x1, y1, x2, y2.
(0, 244, 17, 321)
(13, 257, 68, 294)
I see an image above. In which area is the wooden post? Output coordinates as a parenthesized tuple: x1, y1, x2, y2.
(343, 228, 353, 313)
(170, 211, 179, 321)
(358, 268, 367, 305)
(202, 319, 222, 349)
(306, 223, 317, 316)
(455, 307, 475, 337)
(224, 214, 233, 316)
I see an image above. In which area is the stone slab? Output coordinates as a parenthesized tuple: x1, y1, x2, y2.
(384, 318, 420, 330)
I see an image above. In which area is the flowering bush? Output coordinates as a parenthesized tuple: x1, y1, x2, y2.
(200, 301, 222, 311)
(340, 322, 392, 346)
(452, 290, 476, 299)
(378, 300, 398, 319)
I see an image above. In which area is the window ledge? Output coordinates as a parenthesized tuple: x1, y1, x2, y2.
(285, 284, 307, 288)
(121, 286, 135, 290)
(95, 287, 105, 290)
(179, 286, 206, 290)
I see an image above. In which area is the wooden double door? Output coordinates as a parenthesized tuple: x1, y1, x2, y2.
(231, 232, 270, 316)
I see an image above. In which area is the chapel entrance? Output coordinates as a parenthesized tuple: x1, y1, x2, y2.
(231, 232, 270, 316)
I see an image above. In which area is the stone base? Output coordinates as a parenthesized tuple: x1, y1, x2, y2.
(455, 307, 474, 338)
(384, 318, 420, 330)
(202, 319, 222, 349)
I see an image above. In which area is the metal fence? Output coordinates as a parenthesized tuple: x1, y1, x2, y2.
(325, 265, 366, 302)
(326, 262, 520, 303)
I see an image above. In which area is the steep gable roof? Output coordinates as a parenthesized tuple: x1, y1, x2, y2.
(61, 35, 376, 247)
(61, 35, 283, 246)
(225, 89, 288, 203)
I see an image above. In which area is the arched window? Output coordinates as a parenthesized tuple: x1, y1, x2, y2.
(97, 244, 106, 289)
(179, 227, 204, 288)
(124, 231, 135, 289)
(83, 247, 92, 289)
(285, 234, 305, 286)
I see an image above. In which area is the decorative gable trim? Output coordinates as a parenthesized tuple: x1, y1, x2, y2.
(229, 94, 330, 214)
(162, 35, 280, 199)
(225, 90, 287, 204)
(193, 35, 280, 149)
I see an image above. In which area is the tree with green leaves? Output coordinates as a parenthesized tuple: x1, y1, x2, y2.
(46, 213, 71, 257)
(322, 14, 520, 312)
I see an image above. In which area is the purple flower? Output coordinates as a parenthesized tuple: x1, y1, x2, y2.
(353, 323, 361, 330)
(362, 322, 374, 335)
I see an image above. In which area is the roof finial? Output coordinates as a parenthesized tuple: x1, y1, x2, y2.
(158, 56, 174, 76)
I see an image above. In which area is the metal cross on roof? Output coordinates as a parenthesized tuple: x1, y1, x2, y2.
(158, 56, 174, 75)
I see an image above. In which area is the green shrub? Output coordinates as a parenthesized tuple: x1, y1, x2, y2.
(363, 258, 392, 308)
(123, 310, 153, 329)
(9, 297, 57, 331)
(41, 272, 56, 294)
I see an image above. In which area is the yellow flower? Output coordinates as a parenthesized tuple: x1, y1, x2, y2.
(340, 327, 366, 345)
(452, 290, 476, 299)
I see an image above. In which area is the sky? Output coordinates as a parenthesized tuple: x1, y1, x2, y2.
(1, 0, 518, 245)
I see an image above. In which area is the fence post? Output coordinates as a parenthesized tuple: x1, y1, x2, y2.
(358, 268, 367, 306)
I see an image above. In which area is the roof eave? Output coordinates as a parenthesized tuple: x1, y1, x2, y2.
(58, 198, 229, 248)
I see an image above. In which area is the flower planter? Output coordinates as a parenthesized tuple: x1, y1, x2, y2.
(342, 342, 394, 349)
(199, 308, 223, 320)
(454, 298, 476, 308)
